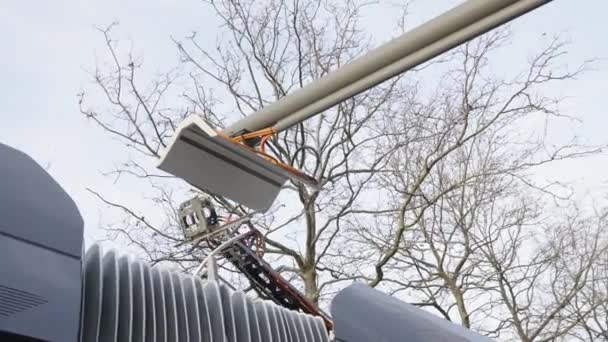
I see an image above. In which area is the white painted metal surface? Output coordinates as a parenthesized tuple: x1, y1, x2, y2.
(158, 115, 290, 212)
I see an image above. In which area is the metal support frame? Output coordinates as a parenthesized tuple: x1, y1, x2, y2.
(179, 198, 332, 328)
(190, 225, 334, 330)
(220, 237, 334, 330)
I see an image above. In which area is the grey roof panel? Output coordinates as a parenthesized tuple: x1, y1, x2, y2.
(141, 261, 156, 342)
(183, 277, 202, 342)
(296, 312, 312, 342)
(280, 307, 298, 342)
(220, 284, 237, 342)
(303, 313, 319, 342)
(172, 273, 189, 342)
(276, 305, 289, 341)
(160, 269, 179, 342)
(231, 291, 252, 342)
(117, 255, 133, 342)
(151, 267, 167, 342)
(81, 244, 330, 342)
(194, 278, 212, 342)
(205, 282, 227, 342)
(99, 251, 119, 342)
(81, 244, 103, 342)
(266, 302, 281, 342)
(130, 260, 146, 342)
(311, 316, 328, 342)
(0, 143, 83, 257)
(255, 301, 273, 342)
(245, 292, 262, 342)
(0, 144, 83, 342)
(331, 283, 493, 342)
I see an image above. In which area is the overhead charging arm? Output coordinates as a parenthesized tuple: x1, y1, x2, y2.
(225, 0, 553, 137)
(158, 0, 554, 212)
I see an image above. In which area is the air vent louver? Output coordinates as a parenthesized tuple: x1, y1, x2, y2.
(0, 285, 48, 319)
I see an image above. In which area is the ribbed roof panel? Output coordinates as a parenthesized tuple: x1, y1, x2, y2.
(81, 244, 329, 342)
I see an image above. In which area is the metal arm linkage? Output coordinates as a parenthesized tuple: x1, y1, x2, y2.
(180, 197, 333, 330)
(220, 231, 333, 330)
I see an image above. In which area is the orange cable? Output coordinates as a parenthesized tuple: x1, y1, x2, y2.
(220, 127, 317, 185)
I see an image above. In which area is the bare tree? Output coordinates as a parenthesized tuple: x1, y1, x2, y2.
(80, 0, 606, 340)
(561, 209, 608, 342)
(80, 0, 414, 304)
(326, 28, 605, 340)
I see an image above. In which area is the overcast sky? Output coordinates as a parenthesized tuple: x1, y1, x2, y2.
(2, 0, 607, 245)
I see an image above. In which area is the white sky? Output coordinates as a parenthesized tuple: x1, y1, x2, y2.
(2, 0, 607, 245)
